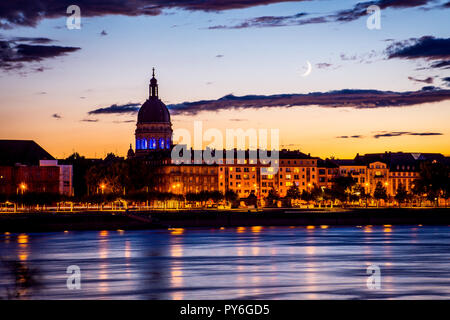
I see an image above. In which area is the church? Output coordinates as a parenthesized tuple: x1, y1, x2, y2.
(127, 69, 173, 161)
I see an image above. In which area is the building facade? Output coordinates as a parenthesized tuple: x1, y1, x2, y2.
(134, 69, 173, 157)
(0, 140, 73, 196)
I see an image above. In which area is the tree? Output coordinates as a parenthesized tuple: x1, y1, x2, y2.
(286, 185, 301, 200)
(413, 161, 449, 207)
(225, 190, 239, 208)
(266, 188, 279, 207)
(394, 183, 408, 207)
(373, 181, 387, 206)
(331, 175, 356, 205)
(246, 190, 257, 207)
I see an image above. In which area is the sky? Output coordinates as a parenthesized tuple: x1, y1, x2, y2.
(0, 0, 449, 159)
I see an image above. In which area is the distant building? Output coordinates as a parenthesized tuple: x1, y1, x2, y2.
(0, 140, 73, 196)
(134, 68, 173, 158)
(40, 160, 73, 196)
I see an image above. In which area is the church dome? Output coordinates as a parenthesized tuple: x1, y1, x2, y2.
(137, 98, 171, 123)
(137, 68, 171, 124)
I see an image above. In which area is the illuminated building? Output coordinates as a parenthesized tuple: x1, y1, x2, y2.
(0, 140, 73, 195)
(134, 68, 172, 157)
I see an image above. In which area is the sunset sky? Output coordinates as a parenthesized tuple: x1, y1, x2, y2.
(0, 0, 449, 159)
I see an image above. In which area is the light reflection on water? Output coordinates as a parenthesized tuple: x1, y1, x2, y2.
(0, 226, 450, 299)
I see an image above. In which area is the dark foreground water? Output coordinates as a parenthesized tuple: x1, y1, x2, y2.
(0, 225, 449, 299)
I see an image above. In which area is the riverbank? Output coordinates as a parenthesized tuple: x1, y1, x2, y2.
(0, 208, 449, 232)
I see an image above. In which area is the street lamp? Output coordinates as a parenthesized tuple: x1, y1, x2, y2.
(20, 183, 26, 195)
(100, 183, 105, 194)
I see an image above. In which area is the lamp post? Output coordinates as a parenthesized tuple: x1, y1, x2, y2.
(20, 183, 26, 195)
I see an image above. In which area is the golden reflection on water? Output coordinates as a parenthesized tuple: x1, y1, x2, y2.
(169, 236, 184, 300)
(17, 234, 29, 261)
(251, 226, 263, 233)
(98, 231, 109, 293)
(304, 235, 318, 299)
(236, 227, 246, 233)
(169, 228, 185, 235)
(17, 234, 28, 244)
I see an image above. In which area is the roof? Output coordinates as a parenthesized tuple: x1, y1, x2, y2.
(137, 97, 171, 123)
(0, 140, 55, 166)
(354, 152, 447, 171)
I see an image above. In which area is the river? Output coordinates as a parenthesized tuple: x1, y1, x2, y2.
(0, 225, 449, 299)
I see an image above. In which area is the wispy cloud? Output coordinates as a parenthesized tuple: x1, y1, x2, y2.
(386, 36, 450, 70)
(167, 88, 450, 115)
(0, 37, 80, 71)
(408, 76, 434, 84)
(373, 131, 443, 138)
(337, 135, 363, 139)
(80, 118, 99, 123)
(0, 1, 308, 29)
(443, 77, 450, 86)
(52, 113, 62, 119)
(208, 0, 439, 29)
(88, 102, 140, 115)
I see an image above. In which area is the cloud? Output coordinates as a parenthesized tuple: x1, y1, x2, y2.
(387, 36, 450, 70)
(215, 54, 224, 58)
(443, 77, 450, 86)
(208, 0, 438, 29)
(81, 119, 99, 122)
(10, 37, 54, 44)
(0, 38, 80, 71)
(337, 135, 363, 139)
(88, 102, 140, 115)
(112, 119, 135, 123)
(387, 36, 450, 60)
(0, 1, 307, 29)
(167, 88, 450, 115)
(408, 76, 434, 84)
(373, 131, 443, 138)
(430, 60, 450, 69)
(209, 12, 308, 29)
(316, 63, 332, 69)
(52, 113, 62, 119)
(100, 30, 108, 36)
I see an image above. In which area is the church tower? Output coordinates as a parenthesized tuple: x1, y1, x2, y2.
(134, 69, 173, 157)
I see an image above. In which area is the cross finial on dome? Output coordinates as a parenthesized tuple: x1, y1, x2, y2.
(152, 67, 155, 77)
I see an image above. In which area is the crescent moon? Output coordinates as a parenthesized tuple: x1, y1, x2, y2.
(301, 61, 312, 77)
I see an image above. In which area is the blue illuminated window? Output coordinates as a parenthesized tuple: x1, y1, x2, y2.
(159, 138, 165, 149)
(142, 139, 147, 149)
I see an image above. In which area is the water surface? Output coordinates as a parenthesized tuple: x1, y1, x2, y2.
(0, 225, 449, 299)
